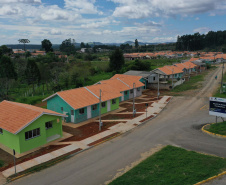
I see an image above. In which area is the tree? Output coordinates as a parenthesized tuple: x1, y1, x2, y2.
(41, 39, 53, 53)
(135, 39, 139, 49)
(18, 39, 30, 51)
(0, 56, 17, 97)
(109, 48, 125, 72)
(24, 59, 41, 93)
(80, 42, 85, 48)
(25, 51, 31, 58)
(59, 38, 76, 54)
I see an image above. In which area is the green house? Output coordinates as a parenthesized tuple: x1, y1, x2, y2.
(43, 83, 122, 124)
(0, 101, 66, 154)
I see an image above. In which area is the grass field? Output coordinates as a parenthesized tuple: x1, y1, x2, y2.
(109, 146, 226, 185)
(206, 122, 226, 135)
(171, 74, 205, 92)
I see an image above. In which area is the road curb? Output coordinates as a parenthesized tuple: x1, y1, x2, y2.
(202, 123, 226, 138)
(194, 171, 226, 185)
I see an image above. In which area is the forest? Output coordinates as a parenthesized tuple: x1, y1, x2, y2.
(176, 30, 226, 52)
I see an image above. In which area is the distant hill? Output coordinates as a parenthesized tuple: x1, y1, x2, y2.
(6, 41, 175, 50)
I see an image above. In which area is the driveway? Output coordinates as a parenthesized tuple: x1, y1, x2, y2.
(9, 65, 226, 185)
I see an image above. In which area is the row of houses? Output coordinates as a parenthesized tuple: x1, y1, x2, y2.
(43, 74, 145, 124)
(124, 51, 226, 61)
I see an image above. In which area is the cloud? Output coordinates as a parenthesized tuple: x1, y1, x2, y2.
(0, 5, 21, 15)
(134, 21, 162, 27)
(111, 0, 226, 18)
(48, 29, 62, 35)
(0, 0, 41, 4)
(195, 17, 200, 20)
(193, 27, 211, 34)
(64, 0, 102, 14)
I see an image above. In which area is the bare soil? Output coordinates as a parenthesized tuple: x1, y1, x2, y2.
(61, 121, 125, 142)
(101, 113, 143, 120)
(119, 102, 153, 113)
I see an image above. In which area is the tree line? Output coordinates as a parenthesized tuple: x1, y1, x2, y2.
(176, 30, 226, 52)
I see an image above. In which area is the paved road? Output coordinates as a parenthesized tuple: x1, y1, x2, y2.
(10, 66, 226, 185)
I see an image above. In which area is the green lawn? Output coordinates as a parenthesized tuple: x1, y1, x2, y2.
(206, 122, 226, 135)
(171, 74, 205, 92)
(213, 72, 226, 98)
(109, 146, 226, 185)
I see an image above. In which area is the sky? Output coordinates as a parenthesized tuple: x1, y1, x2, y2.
(0, 0, 226, 45)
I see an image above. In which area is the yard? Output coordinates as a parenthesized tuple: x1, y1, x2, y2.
(109, 145, 226, 185)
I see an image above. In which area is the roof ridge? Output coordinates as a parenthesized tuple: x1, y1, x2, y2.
(5, 100, 43, 113)
(84, 87, 100, 99)
(117, 78, 131, 88)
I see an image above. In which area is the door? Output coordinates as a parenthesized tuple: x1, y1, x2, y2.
(71, 110, 75, 123)
(87, 106, 91, 119)
(107, 100, 111, 112)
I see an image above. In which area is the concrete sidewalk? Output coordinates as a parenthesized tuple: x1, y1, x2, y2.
(2, 96, 172, 178)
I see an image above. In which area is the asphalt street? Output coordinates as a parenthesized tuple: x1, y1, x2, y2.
(9, 66, 226, 185)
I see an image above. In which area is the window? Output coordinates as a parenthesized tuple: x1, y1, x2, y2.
(153, 77, 156, 81)
(137, 87, 140, 91)
(101, 102, 106, 108)
(79, 108, 85, 114)
(71, 110, 74, 115)
(25, 128, 40, 140)
(130, 89, 133, 93)
(45, 121, 53, 130)
(92, 104, 98, 110)
(124, 91, 128, 95)
(112, 99, 116, 104)
(0, 128, 3, 134)
(61, 107, 63, 112)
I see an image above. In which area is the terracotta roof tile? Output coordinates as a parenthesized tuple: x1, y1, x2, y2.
(50, 84, 122, 110)
(158, 65, 183, 75)
(0, 101, 65, 134)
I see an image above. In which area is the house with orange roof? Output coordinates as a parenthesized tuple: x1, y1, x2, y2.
(174, 61, 198, 74)
(151, 65, 184, 80)
(105, 74, 145, 101)
(0, 100, 66, 154)
(43, 83, 122, 124)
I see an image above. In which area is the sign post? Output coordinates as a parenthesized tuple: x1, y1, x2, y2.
(145, 103, 148, 118)
(13, 149, 16, 175)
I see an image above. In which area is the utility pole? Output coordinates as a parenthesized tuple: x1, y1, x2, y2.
(133, 83, 135, 118)
(172, 68, 174, 89)
(157, 73, 160, 99)
(189, 64, 191, 81)
(13, 149, 16, 174)
(221, 55, 224, 94)
(99, 89, 102, 131)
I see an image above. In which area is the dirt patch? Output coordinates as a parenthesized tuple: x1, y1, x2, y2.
(166, 97, 172, 103)
(119, 103, 153, 113)
(101, 113, 143, 120)
(139, 115, 155, 123)
(88, 132, 120, 146)
(192, 124, 208, 130)
(0, 144, 69, 172)
(61, 121, 123, 142)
